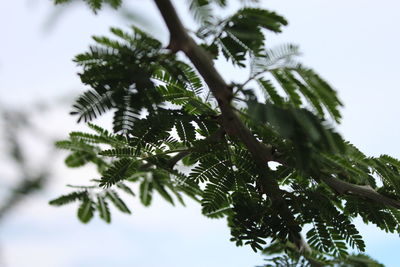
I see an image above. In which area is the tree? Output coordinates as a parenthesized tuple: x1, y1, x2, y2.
(49, 0, 398, 266)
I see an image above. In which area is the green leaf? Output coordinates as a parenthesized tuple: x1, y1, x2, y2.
(70, 90, 114, 123)
(106, 190, 131, 213)
(65, 151, 93, 167)
(188, 0, 214, 25)
(271, 69, 302, 107)
(99, 158, 135, 188)
(49, 191, 87, 206)
(175, 120, 197, 145)
(218, 8, 287, 65)
(296, 68, 342, 122)
(247, 101, 344, 153)
(116, 183, 135, 196)
(139, 178, 153, 206)
(77, 197, 95, 223)
(251, 44, 300, 74)
(257, 78, 284, 106)
(99, 148, 137, 157)
(96, 195, 111, 223)
(153, 178, 174, 205)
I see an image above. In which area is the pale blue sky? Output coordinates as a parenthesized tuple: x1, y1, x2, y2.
(0, 0, 399, 266)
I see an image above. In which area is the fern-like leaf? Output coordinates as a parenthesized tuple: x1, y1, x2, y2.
(99, 158, 135, 188)
(49, 191, 87, 206)
(106, 190, 131, 213)
(70, 90, 114, 123)
(77, 196, 95, 223)
(96, 195, 111, 223)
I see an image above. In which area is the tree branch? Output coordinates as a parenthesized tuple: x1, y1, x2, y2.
(153, 0, 311, 256)
(153, 0, 273, 165)
(320, 176, 400, 209)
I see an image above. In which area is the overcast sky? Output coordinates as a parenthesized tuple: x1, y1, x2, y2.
(0, 0, 399, 266)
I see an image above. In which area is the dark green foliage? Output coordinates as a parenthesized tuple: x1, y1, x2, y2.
(175, 119, 197, 145)
(204, 8, 287, 66)
(70, 89, 114, 123)
(96, 195, 111, 223)
(201, 168, 233, 217)
(50, 1, 400, 266)
(247, 101, 344, 170)
(187, 0, 215, 25)
(70, 26, 186, 127)
(259, 242, 385, 267)
(99, 158, 135, 188)
(116, 182, 135, 196)
(195, 6, 288, 66)
(345, 197, 400, 233)
(221, 8, 287, 58)
(65, 151, 94, 167)
(296, 188, 365, 256)
(257, 79, 285, 106)
(49, 191, 88, 206)
(106, 190, 131, 213)
(77, 195, 95, 223)
(189, 154, 230, 183)
(139, 176, 153, 206)
(153, 70, 213, 115)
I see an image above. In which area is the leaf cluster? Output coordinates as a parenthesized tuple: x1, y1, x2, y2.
(50, 1, 400, 266)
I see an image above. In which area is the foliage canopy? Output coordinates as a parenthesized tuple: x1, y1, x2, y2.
(50, 0, 398, 266)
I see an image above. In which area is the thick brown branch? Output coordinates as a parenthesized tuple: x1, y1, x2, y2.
(154, 0, 272, 165)
(321, 176, 400, 209)
(152, 0, 190, 52)
(153, 0, 307, 254)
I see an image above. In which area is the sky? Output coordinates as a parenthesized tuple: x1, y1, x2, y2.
(0, 0, 399, 266)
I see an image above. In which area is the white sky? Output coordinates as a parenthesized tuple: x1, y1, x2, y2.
(0, 0, 399, 266)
